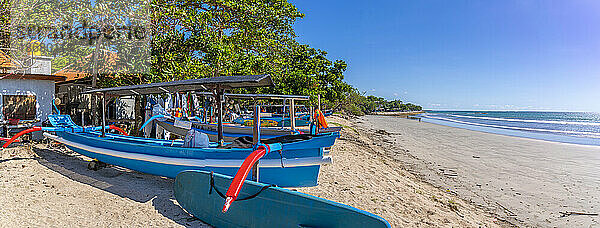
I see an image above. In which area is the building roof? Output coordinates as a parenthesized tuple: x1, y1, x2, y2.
(0, 73, 65, 82)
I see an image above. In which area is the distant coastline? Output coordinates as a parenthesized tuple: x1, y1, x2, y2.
(371, 110, 425, 117)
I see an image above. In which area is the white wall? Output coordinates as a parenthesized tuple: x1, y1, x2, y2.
(0, 79, 55, 139)
(24, 56, 53, 75)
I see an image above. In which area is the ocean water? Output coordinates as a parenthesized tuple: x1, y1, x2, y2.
(420, 111, 600, 146)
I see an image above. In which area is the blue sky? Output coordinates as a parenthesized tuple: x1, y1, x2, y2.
(291, 0, 600, 112)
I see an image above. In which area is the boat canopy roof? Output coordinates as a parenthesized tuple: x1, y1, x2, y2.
(194, 92, 309, 101)
(83, 74, 274, 96)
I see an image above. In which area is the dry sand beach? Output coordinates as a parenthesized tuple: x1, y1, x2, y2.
(0, 144, 210, 227)
(10, 114, 595, 227)
(355, 115, 600, 227)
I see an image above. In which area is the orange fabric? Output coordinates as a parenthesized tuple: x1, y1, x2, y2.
(314, 109, 328, 129)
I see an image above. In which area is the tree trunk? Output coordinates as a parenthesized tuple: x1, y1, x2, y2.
(133, 95, 146, 137)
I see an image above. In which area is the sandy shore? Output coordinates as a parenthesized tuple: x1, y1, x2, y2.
(0, 144, 208, 227)
(0, 115, 510, 227)
(356, 115, 600, 227)
(298, 116, 503, 227)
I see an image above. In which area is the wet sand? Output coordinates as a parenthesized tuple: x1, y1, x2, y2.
(357, 115, 600, 227)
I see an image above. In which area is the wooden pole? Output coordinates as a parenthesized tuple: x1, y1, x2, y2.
(290, 99, 295, 132)
(309, 106, 314, 124)
(101, 93, 106, 137)
(281, 98, 286, 129)
(318, 94, 321, 112)
(203, 98, 208, 123)
(252, 103, 260, 181)
(216, 88, 224, 146)
(282, 98, 286, 117)
(91, 35, 102, 126)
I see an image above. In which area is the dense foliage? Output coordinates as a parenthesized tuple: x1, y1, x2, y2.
(147, 0, 352, 104)
(329, 90, 422, 116)
(0, 0, 422, 116)
(0, 0, 8, 49)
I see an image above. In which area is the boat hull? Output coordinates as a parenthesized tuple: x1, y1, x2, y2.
(174, 170, 391, 228)
(45, 131, 336, 187)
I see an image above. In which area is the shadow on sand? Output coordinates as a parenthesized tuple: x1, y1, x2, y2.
(32, 146, 210, 228)
(0, 156, 33, 163)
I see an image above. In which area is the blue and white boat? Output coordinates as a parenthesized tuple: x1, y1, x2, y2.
(43, 121, 335, 187)
(36, 75, 337, 187)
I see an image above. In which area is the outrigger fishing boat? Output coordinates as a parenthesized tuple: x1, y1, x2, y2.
(3, 75, 335, 187)
(2, 74, 389, 227)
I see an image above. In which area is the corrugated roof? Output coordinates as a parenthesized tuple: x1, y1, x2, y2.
(194, 92, 309, 100)
(82, 74, 274, 96)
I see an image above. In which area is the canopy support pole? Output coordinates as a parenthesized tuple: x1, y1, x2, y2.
(101, 92, 107, 137)
(318, 94, 321, 112)
(290, 99, 296, 132)
(203, 98, 208, 124)
(216, 87, 224, 146)
(252, 103, 261, 181)
(281, 98, 286, 129)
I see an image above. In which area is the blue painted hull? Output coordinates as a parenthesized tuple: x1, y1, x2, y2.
(53, 131, 337, 187)
(174, 171, 391, 228)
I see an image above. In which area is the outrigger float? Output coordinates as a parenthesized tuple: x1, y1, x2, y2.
(2, 74, 390, 227)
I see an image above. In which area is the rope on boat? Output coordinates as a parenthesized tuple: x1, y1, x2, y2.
(277, 150, 285, 168)
(209, 171, 275, 201)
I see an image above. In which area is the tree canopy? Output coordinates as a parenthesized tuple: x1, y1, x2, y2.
(0, 0, 422, 115)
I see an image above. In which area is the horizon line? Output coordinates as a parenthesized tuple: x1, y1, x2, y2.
(424, 109, 598, 113)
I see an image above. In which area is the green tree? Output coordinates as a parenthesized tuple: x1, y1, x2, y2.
(0, 0, 9, 50)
